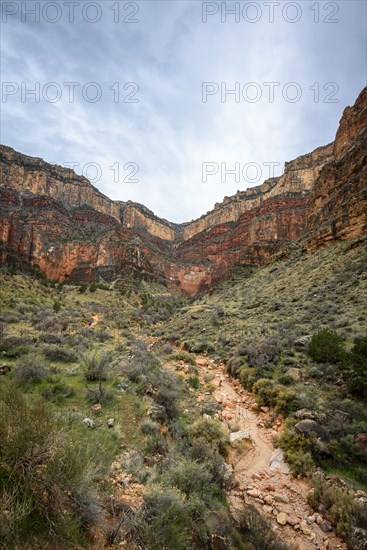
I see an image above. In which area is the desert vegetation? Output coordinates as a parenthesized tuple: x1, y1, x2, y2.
(0, 237, 366, 548)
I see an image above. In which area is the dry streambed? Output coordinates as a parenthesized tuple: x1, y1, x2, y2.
(185, 354, 347, 550)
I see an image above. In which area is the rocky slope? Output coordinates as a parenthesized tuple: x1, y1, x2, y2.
(0, 87, 366, 293)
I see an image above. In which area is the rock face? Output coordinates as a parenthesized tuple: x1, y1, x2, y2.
(0, 87, 366, 293)
(306, 87, 367, 250)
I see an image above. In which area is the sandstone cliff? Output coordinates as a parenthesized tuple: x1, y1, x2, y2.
(0, 87, 366, 293)
(306, 87, 367, 249)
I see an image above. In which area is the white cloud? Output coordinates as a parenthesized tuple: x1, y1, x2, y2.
(1, 0, 366, 222)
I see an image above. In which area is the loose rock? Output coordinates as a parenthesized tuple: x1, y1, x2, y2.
(277, 512, 288, 526)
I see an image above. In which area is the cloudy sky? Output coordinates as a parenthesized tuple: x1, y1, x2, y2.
(1, 0, 366, 222)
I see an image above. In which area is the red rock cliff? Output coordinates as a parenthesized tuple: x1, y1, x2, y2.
(0, 87, 366, 293)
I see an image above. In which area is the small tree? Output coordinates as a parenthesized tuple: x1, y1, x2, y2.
(308, 328, 344, 364)
(341, 336, 367, 399)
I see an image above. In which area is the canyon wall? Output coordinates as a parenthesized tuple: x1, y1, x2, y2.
(0, 87, 366, 293)
(306, 87, 367, 250)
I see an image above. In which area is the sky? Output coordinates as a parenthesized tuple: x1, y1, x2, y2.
(1, 0, 366, 223)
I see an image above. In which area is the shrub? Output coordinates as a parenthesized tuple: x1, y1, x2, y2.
(154, 370, 180, 420)
(341, 336, 367, 399)
(85, 383, 114, 404)
(188, 375, 200, 389)
(237, 504, 293, 550)
(94, 329, 112, 342)
(253, 378, 277, 406)
(308, 475, 367, 543)
(53, 300, 61, 313)
(0, 381, 117, 547)
(38, 380, 75, 403)
(171, 351, 196, 365)
(308, 328, 344, 364)
(123, 344, 180, 420)
(43, 344, 77, 363)
(189, 418, 229, 456)
(134, 486, 195, 550)
(274, 387, 297, 414)
(141, 419, 161, 435)
(187, 440, 226, 487)
(12, 356, 49, 383)
(164, 458, 221, 506)
(82, 350, 111, 381)
(276, 426, 316, 477)
(144, 433, 168, 457)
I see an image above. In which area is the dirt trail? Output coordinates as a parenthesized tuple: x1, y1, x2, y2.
(193, 355, 347, 550)
(209, 364, 273, 477)
(138, 336, 346, 550)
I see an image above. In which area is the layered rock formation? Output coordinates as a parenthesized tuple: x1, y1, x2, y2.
(0, 87, 366, 293)
(306, 87, 367, 249)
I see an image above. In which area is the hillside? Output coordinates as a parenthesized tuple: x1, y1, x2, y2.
(0, 235, 366, 549)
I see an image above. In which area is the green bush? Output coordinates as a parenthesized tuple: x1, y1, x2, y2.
(44, 344, 77, 363)
(144, 433, 168, 456)
(171, 351, 196, 365)
(13, 355, 49, 384)
(276, 425, 316, 477)
(82, 350, 111, 381)
(308, 475, 367, 543)
(237, 504, 292, 550)
(164, 458, 222, 507)
(341, 336, 367, 399)
(189, 418, 229, 456)
(188, 374, 200, 389)
(0, 380, 117, 547)
(308, 328, 344, 364)
(126, 486, 196, 550)
(253, 378, 277, 406)
(38, 380, 75, 403)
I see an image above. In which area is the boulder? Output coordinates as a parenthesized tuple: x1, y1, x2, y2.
(287, 515, 300, 526)
(269, 448, 291, 474)
(91, 403, 102, 414)
(295, 409, 318, 420)
(294, 335, 312, 348)
(320, 519, 333, 533)
(247, 488, 261, 498)
(107, 418, 114, 428)
(295, 419, 330, 442)
(83, 418, 95, 428)
(277, 512, 288, 526)
(230, 430, 251, 443)
(300, 520, 312, 536)
(273, 492, 289, 504)
(223, 463, 233, 483)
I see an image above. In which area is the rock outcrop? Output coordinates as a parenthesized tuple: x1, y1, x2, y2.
(306, 87, 367, 249)
(0, 87, 366, 293)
